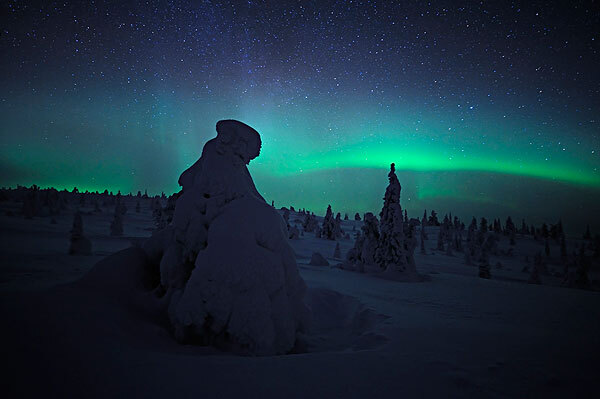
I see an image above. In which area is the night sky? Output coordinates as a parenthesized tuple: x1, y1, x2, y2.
(1, 1, 599, 232)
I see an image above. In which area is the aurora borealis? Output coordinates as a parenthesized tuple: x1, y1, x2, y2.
(1, 1, 599, 231)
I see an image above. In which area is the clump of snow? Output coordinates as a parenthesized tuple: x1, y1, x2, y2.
(142, 119, 310, 355)
(309, 252, 329, 266)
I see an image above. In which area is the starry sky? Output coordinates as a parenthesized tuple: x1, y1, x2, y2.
(1, 1, 599, 232)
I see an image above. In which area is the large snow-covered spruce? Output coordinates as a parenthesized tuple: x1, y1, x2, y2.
(143, 119, 310, 355)
(375, 163, 417, 279)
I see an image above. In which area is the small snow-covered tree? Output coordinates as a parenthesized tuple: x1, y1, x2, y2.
(520, 219, 528, 235)
(354, 212, 361, 221)
(343, 231, 364, 271)
(93, 199, 101, 213)
(333, 242, 341, 258)
(541, 223, 549, 238)
(436, 228, 445, 251)
(428, 210, 440, 226)
(445, 230, 454, 256)
(110, 205, 124, 236)
(477, 217, 488, 245)
(467, 217, 477, 242)
(69, 211, 92, 255)
(560, 234, 567, 260)
(289, 225, 300, 239)
(22, 188, 41, 219)
(360, 212, 380, 268)
(334, 212, 342, 238)
(528, 253, 542, 284)
(464, 247, 472, 265)
(344, 213, 349, 220)
(302, 212, 318, 233)
(321, 205, 336, 240)
(478, 259, 491, 279)
(477, 234, 496, 279)
(283, 208, 290, 231)
(583, 225, 591, 240)
(505, 216, 515, 236)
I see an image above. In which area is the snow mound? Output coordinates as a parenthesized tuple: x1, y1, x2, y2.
(309, 252, 329, 266)
(303, 287, 389, 352)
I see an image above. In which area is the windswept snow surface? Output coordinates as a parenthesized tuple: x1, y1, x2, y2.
(1, 203, 599, 398)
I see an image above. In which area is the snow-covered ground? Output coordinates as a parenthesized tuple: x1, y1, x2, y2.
(1, 198, 599, 398)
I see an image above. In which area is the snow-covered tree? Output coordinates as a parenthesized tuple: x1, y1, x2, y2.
(333, 242, 341, 258)
(288, 225, 300, 239)
(528, 252, 542, 284)
(445, 230, 454, 256)
(21, 188, 41, 219)
(343, 212, 380, 272)
(563, 246, 592, 290)
(428, 210, 440, 226)
(583, 225, 591, 240)
(505, 216, 515, 236)
(477, 217, 488, 244)
(354, 212, 361, 221)
(478, 258, 491, 279)
(541, 223, 549, 238)
(477, 233, 497, 279)
(140, 119, 309, 354)
(374, 163, 416, 277)
(283, 208, 290, 231)
(467, 217, 477, 242)
(302, 212, 319, 233)
(420, 213, 428, 239)
(436, 228, 445, 251)
(333, 212, 342, 238)
(68, 211, 92, 255)
(321, 205, 336, 240)
(93, 199, 101, 213)
(110, 205, 124, 236)
(464, 247, 472, 265)
(520, 219, 528, 235)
